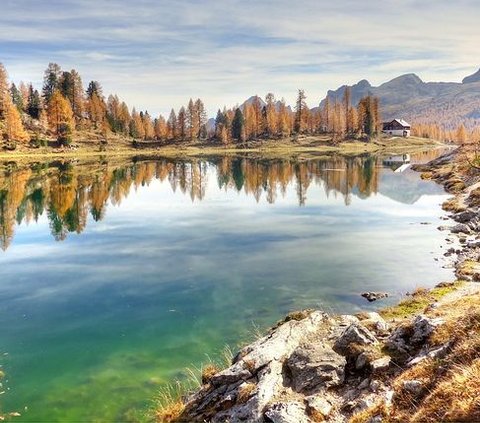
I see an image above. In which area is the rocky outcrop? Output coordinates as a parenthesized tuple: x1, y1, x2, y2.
(175, 306, 448, 423)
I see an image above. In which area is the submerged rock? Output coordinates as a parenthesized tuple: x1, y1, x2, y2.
(361, 292, 389, 302)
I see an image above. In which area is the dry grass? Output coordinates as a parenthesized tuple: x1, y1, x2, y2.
(237, 382, 256, 404)
(152, 345, 234, 422)
(349, 400, 388, 423)
(352, 290, 480, 423)
(442, 197, 467, 212)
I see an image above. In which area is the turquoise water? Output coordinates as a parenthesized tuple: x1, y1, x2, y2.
(0, 153, 452, 421)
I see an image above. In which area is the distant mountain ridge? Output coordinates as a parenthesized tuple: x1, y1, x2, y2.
(320, 68, 480, 129)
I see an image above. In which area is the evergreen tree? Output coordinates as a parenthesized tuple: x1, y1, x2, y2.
(27, 84, 41, 119)
(42, 62, 62, 103)
(86, 81, 103, 99)
(231, 108, 245, 141)
(10, 83, 23, 112)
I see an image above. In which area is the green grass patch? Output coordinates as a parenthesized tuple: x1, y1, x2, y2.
(380, 282, 464, 321)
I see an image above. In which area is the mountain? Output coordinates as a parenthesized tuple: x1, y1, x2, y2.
(320, 68, 480, 129)
(463, 68, 480, 84)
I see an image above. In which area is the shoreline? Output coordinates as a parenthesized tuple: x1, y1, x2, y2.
(0, 136, 447, 162)
(153, 146, 480, 423)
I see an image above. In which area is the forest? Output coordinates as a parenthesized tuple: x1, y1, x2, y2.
(0, 62, 477, 150)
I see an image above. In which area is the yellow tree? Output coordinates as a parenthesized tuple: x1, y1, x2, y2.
(47, 90, 74, 137)
(456, 124, 468, 144)
(3, 95, 28, 142)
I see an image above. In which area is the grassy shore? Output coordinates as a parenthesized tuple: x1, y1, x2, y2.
(0, 134, 448, 162)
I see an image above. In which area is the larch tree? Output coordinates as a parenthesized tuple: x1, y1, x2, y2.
(3, 95, 28, 143)
(0, 63, 9, 117)
(167, 109, 177, 140)
(294, 89, 307, 133)
(186, 99, 198, 141)
(86, 92, 107, 130)
(177, 106, 187, 141)
(47, 90, 74, 141)
(265, 93, 278, 138)
(195, 98, 207, 139)
(154, 115, 167, 140)
(143, 112, 155, 140)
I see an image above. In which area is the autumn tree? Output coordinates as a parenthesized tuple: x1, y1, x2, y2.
(86, 92, 107, 130)
(60, 70, 84, 125)
(456, 124, 468, 144)
(47, 90, 74, 144)
(195, 98, 207, 139)
(265, 93, 278, 137)
(186, 98, 199, 141)
(143, 111, 155, 140)
(0, 63, 9, 117)
(177, 106, 187, 141)
(358, 95, 380, 138)
(3, 95, 28, 144)
(167, 109, 177, 140)
(154, 115, 167, 140)
(130, 108, 145, 139)
(294, 89, 307, 133)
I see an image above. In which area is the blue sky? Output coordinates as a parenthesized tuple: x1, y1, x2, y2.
(1, 0, 479, 117)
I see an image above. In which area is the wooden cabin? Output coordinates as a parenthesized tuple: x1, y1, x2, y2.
(382, 119, 411, 137)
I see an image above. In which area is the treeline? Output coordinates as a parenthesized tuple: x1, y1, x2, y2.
(411, 122, 480, 144)
(0, 62, 384, 148)
(213, 88, 382, 144)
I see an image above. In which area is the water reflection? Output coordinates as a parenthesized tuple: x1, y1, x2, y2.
(0, 150, 445, 250)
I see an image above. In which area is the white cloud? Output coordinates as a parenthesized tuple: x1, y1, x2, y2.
(1, 0, 479, 117)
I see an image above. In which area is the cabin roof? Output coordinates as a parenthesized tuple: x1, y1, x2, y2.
(391, 118, 410, 127)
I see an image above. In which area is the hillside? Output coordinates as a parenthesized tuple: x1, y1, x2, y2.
(320, 68, 480, 129)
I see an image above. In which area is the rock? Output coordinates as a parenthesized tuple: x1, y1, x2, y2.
(286, 342, 346, 392)
(333, 324, 378, 357)
(305, 395, 333, 420)
(403, 380, 424, 396)
(451, 223, 471, 234)
(264, 401, 312, 423)
(411, 315, 444, 344)
(357, 312, 389, 334)
(181, 311, 328, 423)
(361, 292, 389, 302)
(453, 210, 477, 223)
(355, 352, 369, 370)
(369, 379, 382, 392)
(358, 378, 370, 390)
(387, 315, 443, 355)
(370, 356, 391, 373)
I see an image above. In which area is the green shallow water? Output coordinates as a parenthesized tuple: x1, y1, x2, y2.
(0, 152, 453, 421)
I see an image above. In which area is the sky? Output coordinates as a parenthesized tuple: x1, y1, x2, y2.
(1, 0, 479, 117)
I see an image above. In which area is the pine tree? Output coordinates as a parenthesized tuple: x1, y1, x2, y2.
(10, 83, 24, 112)
(42, 63, 62, 103)
(27, 84, 41, 119)
(232, 108, 245, 142)
(86, 81, 103, 100)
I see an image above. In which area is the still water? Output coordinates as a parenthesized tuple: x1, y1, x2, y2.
(0, 152, 452, 421)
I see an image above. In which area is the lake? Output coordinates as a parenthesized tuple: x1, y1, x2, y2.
(0, 151, 453, 421)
